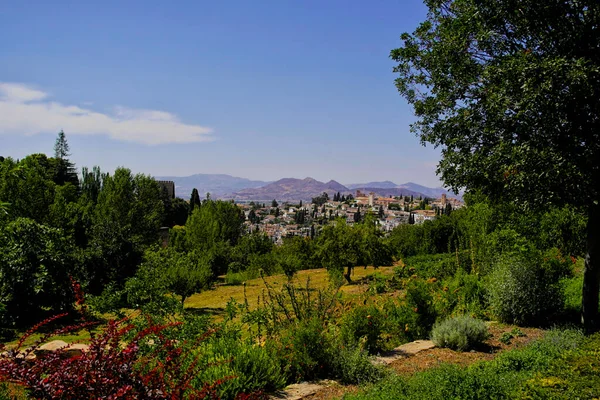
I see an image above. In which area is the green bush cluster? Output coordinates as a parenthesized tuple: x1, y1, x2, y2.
(341, 304, 386, 354)
(272, 317, 384, 385)
(431, 315, 489, 351)
(486, 253, 565, 325)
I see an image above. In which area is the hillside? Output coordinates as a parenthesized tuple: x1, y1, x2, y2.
(155, 173, 269, 199)
(230, 177, 351, 201)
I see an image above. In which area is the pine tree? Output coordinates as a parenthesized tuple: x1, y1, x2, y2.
(53, 130, 79, 187)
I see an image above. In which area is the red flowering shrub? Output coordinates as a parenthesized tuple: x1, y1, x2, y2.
(0, 313, 227, 399)
(0, 281, 268, 399)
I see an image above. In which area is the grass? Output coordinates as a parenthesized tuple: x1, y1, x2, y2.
(184, 266, 396, 312)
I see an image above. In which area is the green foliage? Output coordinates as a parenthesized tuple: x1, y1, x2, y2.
(431, 315, 489, 351)
(341, 304, 385, 354)
(330, 343, 385, 385)
(316, 218, 391, 283)
(498, 328, 526, 346)
(486, 253, 564, 325)
(405, 278, 438, 337)
(126, 248, 213, 312)
(391, 0, 600, 331)
(519, 332, 600, 398)
(186, 199, 245, 275)
(87, 168, 164, 293)
(275, 317, 331, 381)
(435, 269, 486, 319)
(402, 253, 467, 280)
(195, 335, 286, 400)
(0, 218, 74, 326)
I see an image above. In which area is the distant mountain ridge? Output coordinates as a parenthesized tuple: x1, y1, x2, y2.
(346, 181, 398, 189)
(348, 181, 460, 200)
(231, 177, 350, 201)
(155, 173, 459, 201)
(155, 173, 269, 199)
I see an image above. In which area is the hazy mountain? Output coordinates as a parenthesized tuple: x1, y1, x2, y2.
(397, 182, 460, 199)
(155, 173, 269, 199)
(155, 173, 461, 201)
(346, 181, 398, 189)
(346, 180, 461, 200)
(231, 177, 351, 201)
(351, 187, 425, 198)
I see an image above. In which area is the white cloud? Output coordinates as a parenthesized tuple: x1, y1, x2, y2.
(0, 82, 213, 145)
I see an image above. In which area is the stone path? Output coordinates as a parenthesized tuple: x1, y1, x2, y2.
(269, 340, 435, 400)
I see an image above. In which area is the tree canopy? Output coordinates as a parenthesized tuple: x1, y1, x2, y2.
(391, 0, 600, 332)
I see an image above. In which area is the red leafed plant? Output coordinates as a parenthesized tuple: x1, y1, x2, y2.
(0, 281, 239, 399)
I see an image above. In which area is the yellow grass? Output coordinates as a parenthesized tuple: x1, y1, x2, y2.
(184, 266, 396, 313)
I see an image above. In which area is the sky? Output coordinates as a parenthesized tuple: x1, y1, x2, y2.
(0, 0, 444, 187)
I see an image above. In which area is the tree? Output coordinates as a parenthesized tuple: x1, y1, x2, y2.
(271, 199, 278, 208)
(0, 218, 73, 326)
(189, 188, 201, 215)
(52, 131, 79, 188)
(88, 168, 163, 292)
(391, 0, 600, 332)
(127, 248, 212, 310)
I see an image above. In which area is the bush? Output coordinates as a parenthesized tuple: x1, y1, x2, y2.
(402, 253, 464, 280)
(405, 279, 437, 337)
(341, 304, 385, 354)
(330, 342, 385, 385)
(431, 315, 489, 351)
(435, 269, 486, 319)
(0, 315, 225, 399)
(275, 318, 332, 381)
(486, 254, 564, 325)
(195, 336, 286, 400)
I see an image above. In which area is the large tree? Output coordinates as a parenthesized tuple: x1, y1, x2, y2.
(391, 0, 600, 332)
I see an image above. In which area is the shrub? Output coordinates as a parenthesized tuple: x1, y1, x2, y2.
(0, 315, 224, 399)
(341, 304, 385, 354)
(431, 315, 489, 351)
(329, 342, 385, 385)
(486, 254, 564, 325)
(405, 279, 437, 337)
(402, 253, 461, 279)
(274, 317, 332, 381)
(366, 272, 391, 294)
(195, 336, 286, 400)
(435, 269, 486, 319)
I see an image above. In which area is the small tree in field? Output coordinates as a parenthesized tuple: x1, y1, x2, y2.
(127, 248, 212, 310)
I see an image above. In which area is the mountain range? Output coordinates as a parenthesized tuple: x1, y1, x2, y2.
(156, 173, 460, 202)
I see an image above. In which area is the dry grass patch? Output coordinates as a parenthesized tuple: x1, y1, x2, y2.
(184, 266, 395, 313)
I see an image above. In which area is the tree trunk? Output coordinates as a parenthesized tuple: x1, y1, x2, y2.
(582, 202, 600, 334)
(344, 266, 353, 284)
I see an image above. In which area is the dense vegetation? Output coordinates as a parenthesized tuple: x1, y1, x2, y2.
(0, 130, 596, 398)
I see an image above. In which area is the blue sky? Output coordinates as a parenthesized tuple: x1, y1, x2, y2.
(0, 0, 443, 187)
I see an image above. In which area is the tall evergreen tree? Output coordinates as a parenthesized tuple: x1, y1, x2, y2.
(189, 188, 201, 215)
(52, 131, 79, 188)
